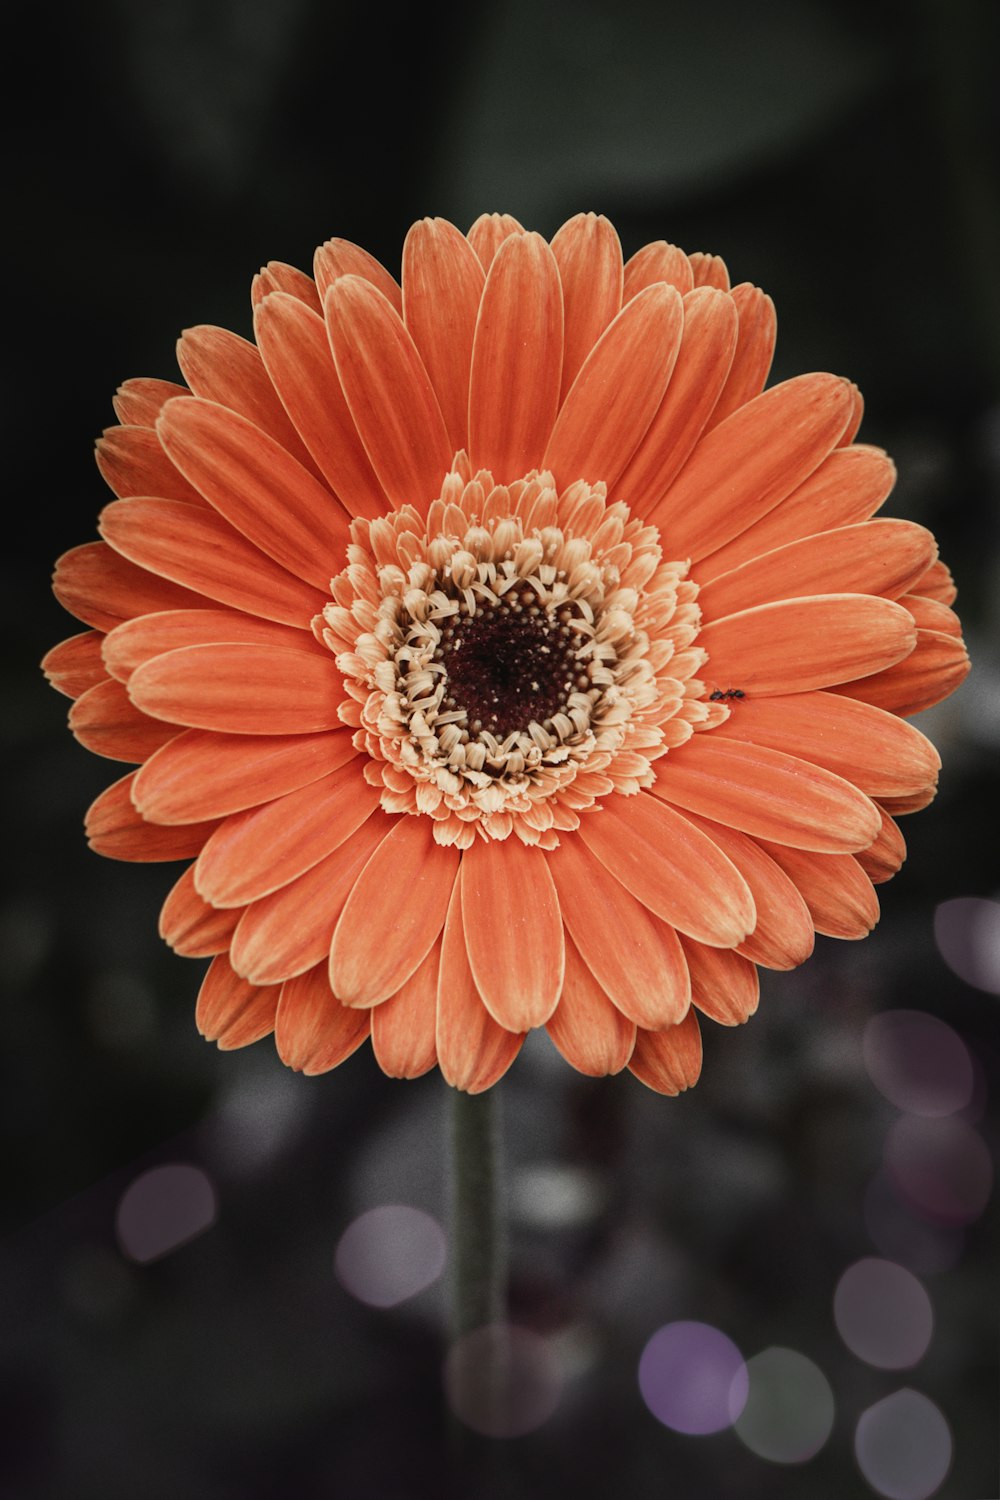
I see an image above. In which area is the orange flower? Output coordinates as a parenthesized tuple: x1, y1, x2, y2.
(43, 213, 970, 1094)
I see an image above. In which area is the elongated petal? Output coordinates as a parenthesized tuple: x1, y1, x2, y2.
(371, 941, 440, 1080)
(134, 726, 356, 824)
(577, 793, 755, 947)
(196, 953, 279, 1049)
(330, 816, 459, 1007)
(253, 292, 385, 521)
(544, 284, 683, 492)
(436, 882, 523, 1092)
(649, 373, 857, 559)
(551, 212, 624, 398)
(194, 760, 379, 906)
(545, 934, 636, 1075)
(697, 520, 938, 622)
(651, 735, 881, 853)
(275, 964, 369, 1074)
(757, 840, 879, 939)
(102, 608, 319, 683)
(251, 260, 322, 313)
(53, 541, 211, 633)
(159, 866, 242, 956)
(468, 232, 563, 480)
(113, 378, 190, 427)
(628, 1010, 702, 1094)
(314, 237, 402, 313)
(129, 642, 346, 734)
(227, 815, 391, 985)
(616, 287, 738, 511)
(96, 425, 206, 505)
(622, 241, 693, 298)
(911, 558, 957, 605)
(699, 594, 917, 695)
(697, 444, 896, 580)
(681, 938, 759, 1025)
(467, 213, 525, 270)
(325, 276, 453, 512)
(175, 325, 321, 475)
(402, 217, 485, 453)
(704, 283, 776, 430)
(711, 691, 940, 798)
(86, 773, 219, 860)
(857, 807, 907, 884)
(459, 838, 563, 1030)
(156, 398, 349, 590)
(42, 631, 108, 699)
(829, 628, 970, 717)
(69, 677, 179, 762)
(689, 252, 730, 290)
(548, 835, 690, 1028)
(899, 593, 963, 637)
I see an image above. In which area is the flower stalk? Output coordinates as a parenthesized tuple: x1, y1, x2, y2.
(448, 1083, 507, 1339)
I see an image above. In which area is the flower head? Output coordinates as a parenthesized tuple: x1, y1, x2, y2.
(44, 213, 969, 1093)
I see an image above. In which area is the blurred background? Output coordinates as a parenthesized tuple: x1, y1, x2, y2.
(2, 0, 998, 1496)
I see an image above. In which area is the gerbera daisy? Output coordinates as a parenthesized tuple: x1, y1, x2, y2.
(43, 213, 969, 1095)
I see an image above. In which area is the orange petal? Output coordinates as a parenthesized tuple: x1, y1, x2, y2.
(330, 816, 459, 1007)
(251, 260, 322, 313)
(681, 938, 759, 1025)
(628, 1009, 702, 1094)
(103, 608, 320, 683)
(402, 217, 485, 453)
(42, 631, 108, 699)
(133, 726, 357, 824)
(689, 252, 730, 290)
(113, 378, 191, 427)
(159, 866, 242, 956)
(313, 237, 403, 313)
(99, 497, 327, 628)
(253, 292, 385, 521)
(275, 963, 369, 1075)
(651, 735, 881, 853)
(325, 276, 453, 512)
(194, 760, 379, 907)
(175, 325, 321, 476)
(856, 807, 907, 884)
(196, 953, 279, 1049)
(577, 793, 755, 947)
(547, 835, 690, 1028)
(878, 787, 937, 815)
(697, 520, 938, 622)
(829, 628, 970, 717)
(756, 840, 879, 939)
(96, 425, 206, 505)
(128, 642, 347, 734)
(550, 212, 624, 399)
(459, 838, 563, 1030)
(545, 933, 636, 1075)
(697, 444, 896, 580)
(468, 231, 564, 480)
(436, 881, 523, 1092)
(649, 373, 857, 559)
(156, 398, 349, 591)
(899, 593, 963, 637)
(703, 284, 776, 430)
(910, 558, 957, 605)
(69, 677, 179, 762)
(467, 213, 525, 270)
(53, 541, 211, 633)
(616, 287, 738, 511)
(669, 809, 815, 971)
(699, 594, 917, 695)
(622, 241, 694, 299)
(86, 772, 219, 861)
(543, 283, 683, 492)
(371, 940, 440, 1080)
(226, 815, 391, 985)
(711, 691, 940, 798)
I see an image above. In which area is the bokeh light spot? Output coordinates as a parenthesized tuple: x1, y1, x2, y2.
(334, 1205, 447, 1308)
(639, 1321, 748, 1435)
(855, 1389, 952, 1499)
(933, 896, 1000, 994)
(732, 1347, 834, 1463)
(444, 1324, 561, 1437)
(833, 1258, 933, 1369)
(115, 1163, 217, 1264)
(884, 1115, 993, 1226)
(862, 1010, 974, 1117)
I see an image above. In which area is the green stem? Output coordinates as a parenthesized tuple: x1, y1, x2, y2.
(448, 1083, 506, 1339)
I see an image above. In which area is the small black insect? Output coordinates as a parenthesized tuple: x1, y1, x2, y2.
(709, 688, 745, 701)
